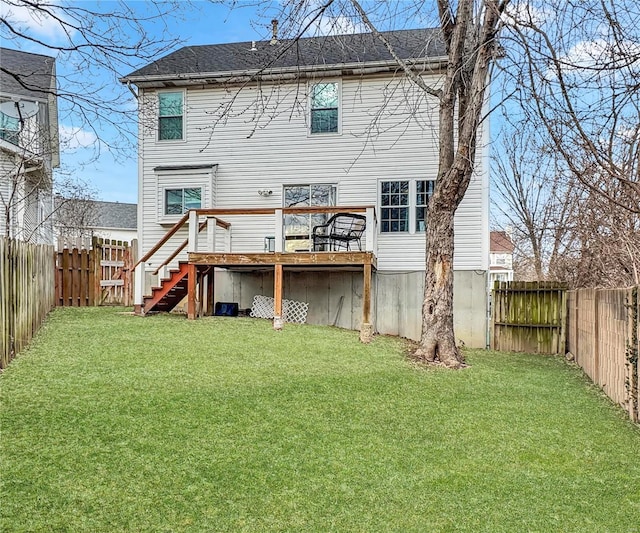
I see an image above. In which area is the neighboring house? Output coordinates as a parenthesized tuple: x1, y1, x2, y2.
(489, 230, 515, 286)
(0, 47, 59, 244)
(121, 28, 490, 346)
(54, 198, 137, 249)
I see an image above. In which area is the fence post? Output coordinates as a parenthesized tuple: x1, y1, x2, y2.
(574, 290, 579, 364)
(92, 237, 101, 305)
(559, 286, 567, 355)
(88, 245, 95, 306)
(627, 287, 639, 423)
(594, 289, 600, 383)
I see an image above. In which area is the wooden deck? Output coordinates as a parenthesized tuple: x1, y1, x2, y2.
(185, 250, 375, 341)
(188, 251, 376, 270)
(134, 205, 378, 341)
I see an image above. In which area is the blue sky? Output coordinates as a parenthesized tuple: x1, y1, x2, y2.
(1, 1, 274, 204)
(78, 4, 264, 203)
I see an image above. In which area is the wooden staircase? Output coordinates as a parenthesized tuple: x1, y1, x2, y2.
(142, 262, 190, 314)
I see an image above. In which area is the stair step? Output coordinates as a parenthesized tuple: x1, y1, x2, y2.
(142, 263, 191, 314)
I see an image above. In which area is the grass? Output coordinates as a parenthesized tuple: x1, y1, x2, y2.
(1, 307, 639, 532)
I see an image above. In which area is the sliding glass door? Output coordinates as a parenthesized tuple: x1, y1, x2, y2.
(283, 184, 336, 251)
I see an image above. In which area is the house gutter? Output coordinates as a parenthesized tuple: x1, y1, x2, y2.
(119, 56, 449, 87)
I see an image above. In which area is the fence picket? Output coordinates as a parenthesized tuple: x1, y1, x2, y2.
(0, 238, 55, 369)
(491, 281, 567, 354)
(54, 239, 135, 308)
(567, 287, 638, 423)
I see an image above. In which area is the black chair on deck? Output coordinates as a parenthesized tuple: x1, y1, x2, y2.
(312, 213, 367, 251)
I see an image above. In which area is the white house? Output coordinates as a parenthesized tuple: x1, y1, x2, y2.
(54, 198, 138, 249)
(0, 48, 59, 244)
(489, 230, 515, 286)
(121, 28, 489, 346)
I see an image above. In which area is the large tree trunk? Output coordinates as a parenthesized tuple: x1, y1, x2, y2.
(412, 0, 504, 367)
(415, 205, 462, 367)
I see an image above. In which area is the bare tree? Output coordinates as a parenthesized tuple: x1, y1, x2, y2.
(210, 0, 508, 367)
(410, 0, 507, 367)
(1, 1, 208, 247)
(494, 118, 640, 288)
(493, 0, 640, 288)
(499, 0, 640, 215)
(492, 124, 580, 280)
(1, 1, 191, 156)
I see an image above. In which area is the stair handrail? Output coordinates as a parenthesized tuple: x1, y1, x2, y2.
(135, 206, 375, 272)
(132, 212, 190, 271)
(152, 217, 230, 276)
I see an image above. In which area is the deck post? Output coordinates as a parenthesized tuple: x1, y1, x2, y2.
(134, 261, 144, 315)
(188, 210, 199, 253)
(275, 209, 284, 253)
(206, 268, 215, 316)
(360, 262, 373, 343)
(187, 263, 197, 319)
(273, 263, 284, 330)
(197, 269, 205, 318)
(365, 207, 375, 253)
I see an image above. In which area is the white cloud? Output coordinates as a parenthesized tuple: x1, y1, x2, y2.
(313, 15, 366, 37)
(566, 39, 640, 69)
(503, 2, 555, 27)
(59, 125, 98, 150)
(0, 0, 74, 43)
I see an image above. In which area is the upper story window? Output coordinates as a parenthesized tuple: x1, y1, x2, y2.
(380, 179, 435, 233)
(310, 82, 339, 134)
(165, 187, 201, 215)
(0, 111, 20, 145)
(158, 92, 183, 140)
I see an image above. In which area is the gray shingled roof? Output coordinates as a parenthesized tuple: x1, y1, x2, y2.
(55, 198, 138, 230)
(93, 201, 137, 229)
(0, 47, 56, 100)
(122, 28, 445, 82)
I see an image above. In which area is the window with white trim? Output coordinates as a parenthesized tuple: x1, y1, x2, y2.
(380, 181, 409, 232)
(164, 187, 201, 215)
(158, 91, 183, 140)
(0, 110, 20, 145)
(380, 179, 434, 233)
(310, 82, 339, 134)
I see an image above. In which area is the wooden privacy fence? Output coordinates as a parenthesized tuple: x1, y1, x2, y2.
(567, 287, 639, 423)
(491, 281, 567, 354)
(55, 238, 136, 307)
(1, 238, 55, 369)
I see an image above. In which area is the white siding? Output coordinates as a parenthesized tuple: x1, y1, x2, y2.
(0, 155, 13, 235)
(138, 73, 489, 271)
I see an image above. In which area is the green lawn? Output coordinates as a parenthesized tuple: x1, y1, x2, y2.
(1, 307, 639, 532)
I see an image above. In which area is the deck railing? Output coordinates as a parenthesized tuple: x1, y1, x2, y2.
(134, 206, 377, 308)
